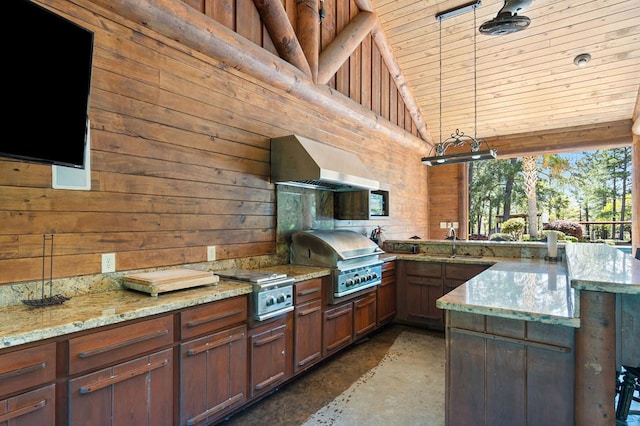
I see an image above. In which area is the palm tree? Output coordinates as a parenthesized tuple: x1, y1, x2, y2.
(522, 156, 538, 238)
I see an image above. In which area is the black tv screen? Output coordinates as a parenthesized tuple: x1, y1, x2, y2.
(3, 0, 94, 169)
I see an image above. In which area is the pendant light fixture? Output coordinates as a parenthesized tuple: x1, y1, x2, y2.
(422, 1, 497, 167)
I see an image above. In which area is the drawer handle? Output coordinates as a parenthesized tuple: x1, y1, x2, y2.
(79, 358, 169, 395)
(0, 361, 46, 381)
(186, 309, 243, 327)
(78, 329, 169, 359)
(0, 399, 46, 422)
(297, 288, 321, 297)
(186, 392, 245, 426)
(298, 305, 321, 316)
(326, 309, 350, 320)
(187, 333, 245, 357)
(255, 371, 285, 390)
(253, 331, 284, 347)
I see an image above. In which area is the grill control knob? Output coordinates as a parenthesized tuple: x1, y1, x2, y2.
(346, 279, 354, 286)
(266, 296, 275, 306)
(372, 272, 378, 279)
(277, 294, 286, 303)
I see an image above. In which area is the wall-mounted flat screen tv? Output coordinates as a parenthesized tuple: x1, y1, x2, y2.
(2, 0, 94, 169)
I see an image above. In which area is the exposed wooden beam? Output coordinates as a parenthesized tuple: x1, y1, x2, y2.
(483, 120, 633, 159)
(89, 0, 428, 152)
(252, 0, 312, 78)
(296, 0, 320, 83)
(317, 12, 377, 85)
(371, 22, 432, 144)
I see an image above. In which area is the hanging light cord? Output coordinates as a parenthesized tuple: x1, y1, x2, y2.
(439, 19, 443, 143)
(474, 7, 478, 140)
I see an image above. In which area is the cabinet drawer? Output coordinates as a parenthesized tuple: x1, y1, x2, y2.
(381, 260, 396, 274)
(0, 342, 56, 398)
(68, 315, 173, 375)
(406, 261, 442, 277)
(181, 296, 248, 340)
(295, 278, 322, 305)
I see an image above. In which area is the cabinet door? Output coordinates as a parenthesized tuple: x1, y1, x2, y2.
(0, 384, 55, 426)
(323, 303, 353, 357)
(406, 275, 443, 322)
(353, 291, 377, 340)
(249, 323, 287, 399)
(377, 262, 396, 326)
(294, 299, 322, 374)
(180, 325, 247, 426)
(69, 349, 173, 426)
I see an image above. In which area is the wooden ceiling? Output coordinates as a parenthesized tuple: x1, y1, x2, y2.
(367, 0, 640, 155)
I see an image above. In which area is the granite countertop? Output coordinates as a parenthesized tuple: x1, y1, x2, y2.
(0, 265, 332, 350)
(0, 281, 253, 349)
(434, 243, 639, 328)
(436, 258, 579, 327)
(565, 243, 640, 294)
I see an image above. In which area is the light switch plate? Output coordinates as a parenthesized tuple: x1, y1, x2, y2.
(440, 222, 447, 229)
(101, 253, 116, 273)
(207, 246, 216, 261)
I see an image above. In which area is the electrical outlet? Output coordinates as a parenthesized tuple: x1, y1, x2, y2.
(102, 253, 116, 273)
(207, 246, 216, 262)
(440, 222, 447, 229)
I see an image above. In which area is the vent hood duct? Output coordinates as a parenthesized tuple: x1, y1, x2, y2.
(270, 135, 379, 192)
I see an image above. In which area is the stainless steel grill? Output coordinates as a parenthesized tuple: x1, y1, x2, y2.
(215, 269, 294, 321)
(290, 230, 384, 304)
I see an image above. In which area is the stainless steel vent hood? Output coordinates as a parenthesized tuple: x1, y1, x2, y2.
(270, 135, 379, 192)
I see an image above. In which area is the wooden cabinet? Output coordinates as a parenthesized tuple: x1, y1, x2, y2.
(446, 311, 575, 425)
(397, 261, 489, 329)
(248, 316, 290, 399)
(67, 316, 174, 426)
(293, 278, 323, 374)
(323, 302, 353, 357)
(0, 342, 56, 425)
(179, 296, 248, 426)
(353, 290, 377, 340)
(377, 260, 396, 326)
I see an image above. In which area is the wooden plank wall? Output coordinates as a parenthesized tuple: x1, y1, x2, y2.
(0, 0, 429, 286)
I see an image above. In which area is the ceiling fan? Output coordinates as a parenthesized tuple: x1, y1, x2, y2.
(479, 0, 532, 35)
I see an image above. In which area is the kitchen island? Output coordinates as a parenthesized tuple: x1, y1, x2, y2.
(434, 242, 640, 426)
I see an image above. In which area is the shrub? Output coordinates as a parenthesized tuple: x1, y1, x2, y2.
(564, 236, 578, 243)
(501, 218, 526, 241)
(489, 233, 514, 241)
(543, 220, 584, 240)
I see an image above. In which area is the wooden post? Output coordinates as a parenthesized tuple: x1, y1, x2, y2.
(575, 290, 616, 425)
(631, 88, 639, 253)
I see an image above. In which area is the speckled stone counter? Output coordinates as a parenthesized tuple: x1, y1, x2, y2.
(0, 264, 331, 350)
(565, 243, 640, 294)
(0, 280, 253, 349)
(436, 258, 577, 327)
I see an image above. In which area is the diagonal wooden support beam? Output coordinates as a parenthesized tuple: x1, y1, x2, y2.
(253, 0, 312, 79)
(317, 11, 377, 85)
(370, 22, 431, 143)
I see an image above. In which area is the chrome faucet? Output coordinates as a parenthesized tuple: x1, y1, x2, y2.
(448, 227, 457, 257)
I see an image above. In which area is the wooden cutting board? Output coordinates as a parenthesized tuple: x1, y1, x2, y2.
(123, 268, 219, 297)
